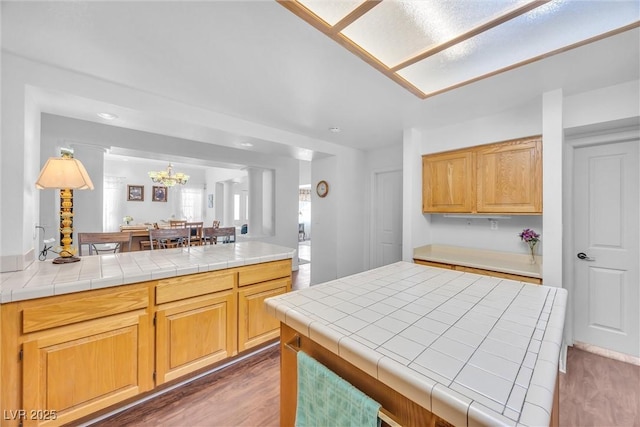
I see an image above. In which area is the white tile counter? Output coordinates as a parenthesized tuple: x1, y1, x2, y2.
(414, 244, 542, 280)
(265, 261, 566, 427)
(0, 241, 295, 304)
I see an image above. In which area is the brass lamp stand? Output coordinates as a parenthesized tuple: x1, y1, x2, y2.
(56, 188, 78, 263)
(36, 153, 94, 264)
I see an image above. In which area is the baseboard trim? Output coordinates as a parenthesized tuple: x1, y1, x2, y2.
(573, 341, 640, 366)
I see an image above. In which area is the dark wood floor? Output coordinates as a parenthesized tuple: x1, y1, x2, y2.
(85, 266, 640, 427)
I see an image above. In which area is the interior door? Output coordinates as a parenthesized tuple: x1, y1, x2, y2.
(573, 139, 639, 358)
(373, 170, 402, 268)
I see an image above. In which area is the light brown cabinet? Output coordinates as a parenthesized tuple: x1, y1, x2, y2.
(238, 277, 290, 352)
(422, 150, 475, 213)
(423, 136, 542, 214)
(154, 269, 237, 385)
(3, 284, 153, 427)
(1, 259, 292, 427)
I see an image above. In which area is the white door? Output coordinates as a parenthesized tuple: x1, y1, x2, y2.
(372, 170, 402, 268)
(573, 139, 639, 357)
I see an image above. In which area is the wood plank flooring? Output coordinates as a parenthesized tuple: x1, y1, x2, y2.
(560, 346, 640, 427)
(84, 344, 281, 427)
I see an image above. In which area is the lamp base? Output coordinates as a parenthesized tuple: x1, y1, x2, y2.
(52, 256, 81, 264)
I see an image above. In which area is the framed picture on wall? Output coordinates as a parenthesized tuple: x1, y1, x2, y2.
(127, 185, 144, 201)
(153, 186, 168, 202)
(207, 193, 213, 208)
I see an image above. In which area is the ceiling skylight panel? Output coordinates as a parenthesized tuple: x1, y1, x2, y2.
(398, 0, 640, 96)
(341, 0, 528, 67)
(296, 0, 365, 25)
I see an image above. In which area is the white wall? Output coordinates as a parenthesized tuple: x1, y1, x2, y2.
(104, 159, 206, 225)
(310, 155, 338, 284)
(205, 168, 246, 227)
(0, 52, 309, 271)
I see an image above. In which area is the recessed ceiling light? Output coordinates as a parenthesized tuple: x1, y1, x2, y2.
(329, 127, 341, 133)
(240, 142, 254, 147)
(97, 112, 118, 120)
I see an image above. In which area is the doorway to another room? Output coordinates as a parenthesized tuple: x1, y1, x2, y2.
(296, 186, 311, 289)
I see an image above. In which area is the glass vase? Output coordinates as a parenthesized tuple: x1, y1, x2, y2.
(529, 244, 537, 264)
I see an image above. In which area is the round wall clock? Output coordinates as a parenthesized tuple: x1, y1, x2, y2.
(316, 180, 329, 198)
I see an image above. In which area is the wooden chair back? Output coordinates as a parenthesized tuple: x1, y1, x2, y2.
(148, 228, 191, 250)
(77, 232, 133, 256)
(185, 221, 204, 245)
(203, 226, 236, 244)
(212, 220, 220, 229)
(169, 220, 187, 228)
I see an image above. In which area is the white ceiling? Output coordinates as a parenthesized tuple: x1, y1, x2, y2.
(2, 1, 639, 160)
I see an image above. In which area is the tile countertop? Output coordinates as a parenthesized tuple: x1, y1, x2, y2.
(413, 244, 542, 280)
(0, 241, 295, 304)
(265, 261, 566, 427)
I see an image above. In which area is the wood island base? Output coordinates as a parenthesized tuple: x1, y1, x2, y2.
(280, 323, 452, 427)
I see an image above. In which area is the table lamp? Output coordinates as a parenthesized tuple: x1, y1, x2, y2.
(36, 153, 94, 264)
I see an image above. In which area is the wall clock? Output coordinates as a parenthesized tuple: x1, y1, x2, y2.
(316, 180, 329, 198)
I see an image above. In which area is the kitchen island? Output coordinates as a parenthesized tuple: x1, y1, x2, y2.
(0, 241, 294, 426)
(265, 261, 566, 427)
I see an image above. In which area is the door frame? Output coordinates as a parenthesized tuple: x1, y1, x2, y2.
(369, 168, 403, 270)
(563, 123, 640, 361)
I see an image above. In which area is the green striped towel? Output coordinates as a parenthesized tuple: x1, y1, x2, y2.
(295, 351, 381, 427)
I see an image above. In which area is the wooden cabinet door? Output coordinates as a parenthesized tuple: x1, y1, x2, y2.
(476, 137, 542, 213)
(22, 311, 151, 427)
(155, 291, 235, 385)
(238, 277, 290, 352)
(423, 150, 475, 213)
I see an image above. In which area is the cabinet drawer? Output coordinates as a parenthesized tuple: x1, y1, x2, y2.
(156, 270, 235, 304)
(454, 265, 542, 284)
(413, 259, 454, 269)
(23, 287, 148, 334)
(237, 259, 291, 287)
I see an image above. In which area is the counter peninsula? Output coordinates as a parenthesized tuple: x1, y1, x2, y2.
(266, 261, 566, 427)
(0, 241, 294, 426)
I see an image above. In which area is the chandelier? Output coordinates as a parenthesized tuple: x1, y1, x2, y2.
(148, 163, 189, 187)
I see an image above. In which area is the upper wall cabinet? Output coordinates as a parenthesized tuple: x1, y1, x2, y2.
(423, 136, 542, 214)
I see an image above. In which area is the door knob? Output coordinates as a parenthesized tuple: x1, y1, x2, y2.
(577, 252, 596, 261)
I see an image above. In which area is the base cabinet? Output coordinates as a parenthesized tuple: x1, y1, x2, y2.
(238, 277, 290, 352)
(22, 312, 151, 426)
(413, 259, 542, 285)
(1, 259, 292, 427)
(155, 291, 235, 384)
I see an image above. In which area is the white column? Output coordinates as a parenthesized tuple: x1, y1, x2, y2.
(247, 167, 264, 236)
(542, 89, 563, 287)
(223, 180, 234, 227)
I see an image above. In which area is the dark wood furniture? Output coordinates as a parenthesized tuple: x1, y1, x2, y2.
(148, 228, 191, 249)
(203, 226, 236, 244)
(77, 232, 133, 256)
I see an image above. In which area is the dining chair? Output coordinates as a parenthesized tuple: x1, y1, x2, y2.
(77, 232, 133, 256)
(169, 219, 187, 228)
(185, 221, 204, 246)
(204, 226, 236, 245)
(148, 228, 191, 250)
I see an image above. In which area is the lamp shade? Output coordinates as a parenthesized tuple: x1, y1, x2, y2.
(36, 157, 94, 190)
